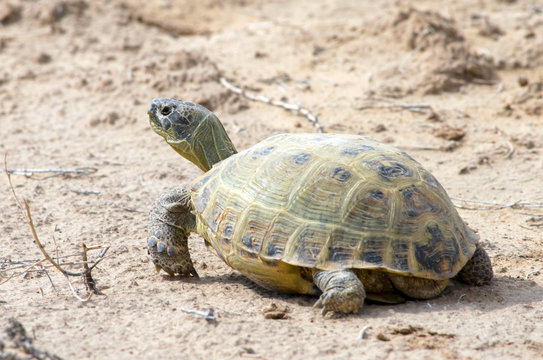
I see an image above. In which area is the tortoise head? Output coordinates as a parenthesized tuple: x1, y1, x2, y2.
(148, 98, 237, 172)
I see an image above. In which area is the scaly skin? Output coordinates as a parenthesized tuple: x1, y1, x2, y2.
(457, 243, 493, 285)
(148, 187, 198, 277)
(312, 269, 366, 315)
(148, 98, 237, 172)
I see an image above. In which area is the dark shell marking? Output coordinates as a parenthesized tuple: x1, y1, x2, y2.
(377, 161, 412, 179)
(414, 223, 460, 274)
(341, 145, 375, 155)
(292, 152, 311, 165)
(331, 167, 352, 182)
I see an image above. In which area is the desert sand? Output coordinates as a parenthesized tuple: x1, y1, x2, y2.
(1, 0, 542, 359)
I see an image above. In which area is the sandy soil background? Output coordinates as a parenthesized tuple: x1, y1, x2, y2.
(1, 0, 542, 359)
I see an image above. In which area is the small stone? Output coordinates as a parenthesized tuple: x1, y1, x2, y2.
(426, 111, 442, 122)
(434, 124, 466, 141)
(0, 2, 21, 25)
(376, 333, 390, 341)
(524, 30, 535, 39)
(391, 325, 423, 335)
(242, 347, 255, 354)
(458, 165, 476, 175)
(263, 303, 288, 319)
(36, 53, 52, 64)
(518, 75, 529, 87)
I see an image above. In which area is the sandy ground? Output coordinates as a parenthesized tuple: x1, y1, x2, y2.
(1, 0, 543, 359)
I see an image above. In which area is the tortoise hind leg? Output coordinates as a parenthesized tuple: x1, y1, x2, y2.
(148, 187, 198, 277)
(312, 269, 366, 315)
(457, 243, 493, 286)
(388, 274, 448, 299)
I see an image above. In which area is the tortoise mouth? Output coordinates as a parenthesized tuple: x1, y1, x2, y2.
(148, 102, 157, 117)
(148, 102, 163, 131)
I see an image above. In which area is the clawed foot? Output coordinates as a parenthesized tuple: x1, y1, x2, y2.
(147, 187, 199, 278)
(313, 286, 365, 316)
(147, 233, 198, 278)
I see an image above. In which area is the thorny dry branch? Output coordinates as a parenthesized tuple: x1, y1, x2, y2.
(22, 200, 109, 302)
(3, 154, 109, 301)
(220, 76, 324, 133)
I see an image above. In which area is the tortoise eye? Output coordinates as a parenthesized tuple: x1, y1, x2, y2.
(161, 106, 172, 116)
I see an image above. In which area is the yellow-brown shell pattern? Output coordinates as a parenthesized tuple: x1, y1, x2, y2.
(191, 134, 478, 280)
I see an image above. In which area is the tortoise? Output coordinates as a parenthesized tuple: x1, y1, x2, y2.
(146, 98, 493, 314)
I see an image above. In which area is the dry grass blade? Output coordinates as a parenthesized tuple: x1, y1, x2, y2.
(4, 153, 23, 210)
(220, 76, 324, 133)
(64, 274, 93, 302)
(24, 200, 84, 277)
(0, 259, 47, 286)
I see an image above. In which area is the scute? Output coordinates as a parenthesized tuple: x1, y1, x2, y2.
(191, 133, 478, 280)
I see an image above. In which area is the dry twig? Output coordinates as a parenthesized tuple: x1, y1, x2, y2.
(1, 255, 100, 272)
(398, 142, 460, 152)
(178, 307, 217, 322)
(6, 167, 97, 178)
(0, 258, 47, 286)
(359, 325, 371, 339)
(525, 270, 541, 280)
(356, 103, 433, 114)
(494, 127, 515, 159)
(4, 155, 109, 301)
(450, 197, 543, 211)
(526, 216, 543, 228)
(23, 200, 109, 302)
(81, 243, 103, 295)
(220, 76, 324, 133)
(70, 189, 101, 195)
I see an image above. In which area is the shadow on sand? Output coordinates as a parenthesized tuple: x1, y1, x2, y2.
(162, 271, 543, 317)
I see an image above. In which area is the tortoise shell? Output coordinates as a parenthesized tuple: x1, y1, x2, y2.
(191, 133, 478, 283)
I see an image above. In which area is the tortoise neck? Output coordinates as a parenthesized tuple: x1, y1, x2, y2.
(189, 114, 237, 172)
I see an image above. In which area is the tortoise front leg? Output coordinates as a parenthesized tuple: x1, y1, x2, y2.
(312, 269, 366, 315)
(147, 187, 198, 277)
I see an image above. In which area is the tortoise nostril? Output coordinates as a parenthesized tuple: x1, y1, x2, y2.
(161, 106, 172, 116)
